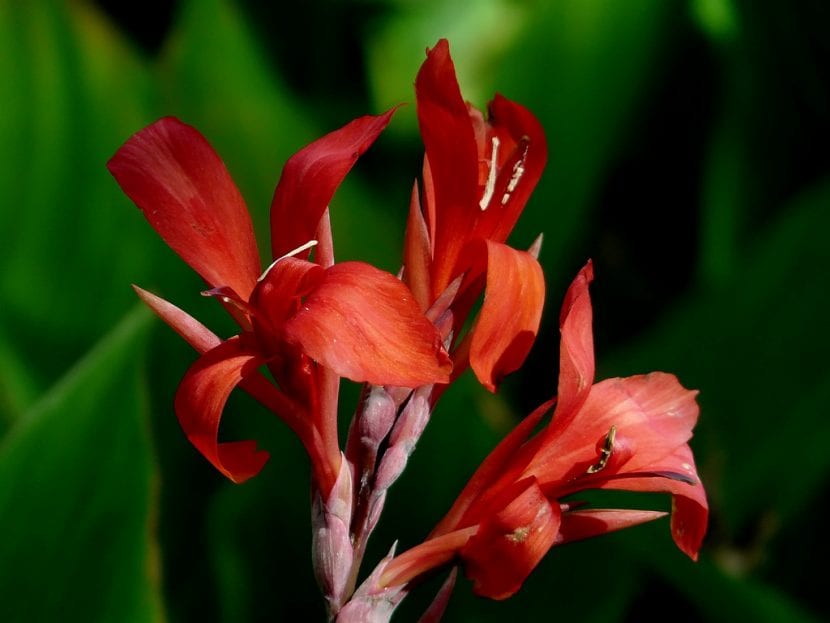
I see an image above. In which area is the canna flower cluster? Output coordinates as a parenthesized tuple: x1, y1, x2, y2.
(109, 39, 707, 621)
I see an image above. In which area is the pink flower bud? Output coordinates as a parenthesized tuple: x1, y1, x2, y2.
(312, 456, 355, 615)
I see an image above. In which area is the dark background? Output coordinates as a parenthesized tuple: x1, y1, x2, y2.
(1, 0, 828, 621)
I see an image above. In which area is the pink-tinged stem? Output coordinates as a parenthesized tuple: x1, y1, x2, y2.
(380, 527, 478, 588)
(341, 386, 411, 602)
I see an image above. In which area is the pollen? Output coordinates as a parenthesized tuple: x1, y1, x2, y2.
(500, 145, 528, 206)
(506, 526, 530, 543)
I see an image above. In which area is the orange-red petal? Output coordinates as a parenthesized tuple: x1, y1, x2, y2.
(542, 261, 596, 439)
(597, 445, 708, 560)
(432, 398, 554, 537)
(133, 285, 221, 354)
(174, 337, 270, 483)
(270, 111, 395, 259)
(556, 509, 667, 544)
(532, 372, 700, 484)
(283, 262, 452, 387)
(416, 40, 480, 294)
(461, 478, 560, 600)
(108, 117, 261, 300)
(469, 241, 545, 392)
(403, 181, 433, 311)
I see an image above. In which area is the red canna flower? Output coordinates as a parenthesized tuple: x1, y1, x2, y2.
(403, 39, 548, 391)
(381, 261, 708, 599)
(108, 115, 451, 493)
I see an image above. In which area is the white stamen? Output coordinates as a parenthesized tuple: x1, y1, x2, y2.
(479, 136, 500, 211)
(258, 239, 319, 282)
(500, 147, 528, 206)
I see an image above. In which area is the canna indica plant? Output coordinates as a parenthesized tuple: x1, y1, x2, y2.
(108, 39, 707, 621)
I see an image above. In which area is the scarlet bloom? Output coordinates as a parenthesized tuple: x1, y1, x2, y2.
(108, 115, 451, 493)
(381, 262, 708, 598)
(404, 40, 548, 391)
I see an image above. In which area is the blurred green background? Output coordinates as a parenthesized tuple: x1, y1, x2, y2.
(1, 0, 828, 621)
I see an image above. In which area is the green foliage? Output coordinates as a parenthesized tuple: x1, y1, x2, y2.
(0, 308, 163, 623)
(0, 0, 827, 620)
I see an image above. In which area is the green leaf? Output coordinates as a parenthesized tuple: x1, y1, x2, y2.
(0, 307, 165, 623)
(0, 1, 158, 383)
(622, 526, 823, 623)
(604, 180, 830, 537)
(367, 0, 527, 127)
(0, 326, 39, 430)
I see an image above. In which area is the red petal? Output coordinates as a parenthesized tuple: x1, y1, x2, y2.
(416, 40, 480, 295)
(532, 372, 700, 485)
(134, 285, 312, 445)
(283, 262, 452, 387)
(432, 398, 554, 537)
(249, 256, 325, 349)
(478, 95, 548, 244)
(556, 509, 667, 544)
(270, 111, 395, 259)
(541, 261, 596, 439)
(108, 118, 261, 300)
(461, 478, 560, 600)
(418, 568, 458, 623)
(403, 181, 433, 311)
(174, 338, 270, 483)
(133, 285, 221, 354)
(381, 527, 477, 589)
(470, 241, 545, 392)
(598, 445, 708, 560)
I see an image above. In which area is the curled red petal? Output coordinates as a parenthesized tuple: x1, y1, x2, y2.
(461, 478, 561, 600)
(470, 241, 545, 392)
(270, 110, 396, 259)
(283, 262, 452, 387)
(174, 337, 270, 483)
(598, 445, 708, 560)
(416, 39, 480, 294)
(108, 117, 261, 300)
(543, 261, 595, 438)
